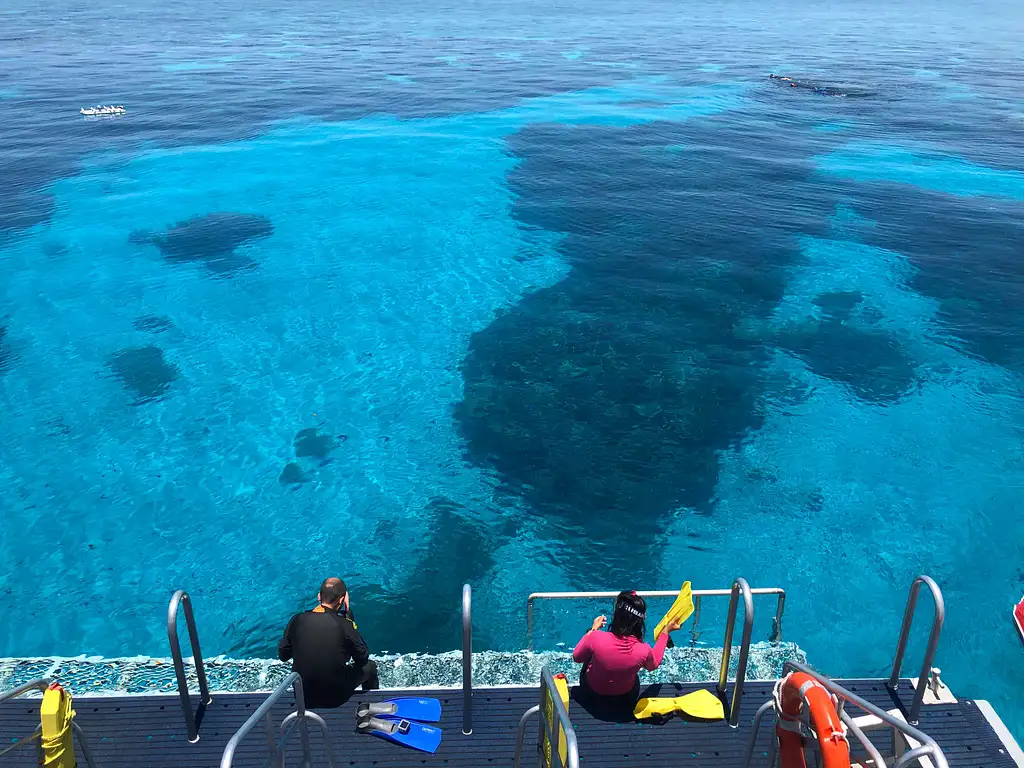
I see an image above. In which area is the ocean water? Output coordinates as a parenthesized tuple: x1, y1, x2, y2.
(2, 0, 1024, 738)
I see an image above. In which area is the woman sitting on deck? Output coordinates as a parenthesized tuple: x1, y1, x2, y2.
(573, 591, 682, 716)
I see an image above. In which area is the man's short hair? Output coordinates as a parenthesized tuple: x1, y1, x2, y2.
(319, 577, 347, 605)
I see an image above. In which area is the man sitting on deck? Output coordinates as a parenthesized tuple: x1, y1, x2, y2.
(278, 577, 380, 708)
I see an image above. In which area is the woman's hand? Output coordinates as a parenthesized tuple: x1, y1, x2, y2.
(590, 615, 607, 632)
(666, 618, 683, 633)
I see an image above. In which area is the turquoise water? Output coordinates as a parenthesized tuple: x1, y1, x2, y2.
(1, 0, 1024, 738)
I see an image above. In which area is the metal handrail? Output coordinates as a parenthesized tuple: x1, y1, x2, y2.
(280, 710, 336, 768)
(742, 700, 776, 768)
(888, 575, 944, 724)
(0, 678, 99, 767)
(220, 672, 334, 768)
(512, 705, 541, 767)
(168, 589, 212, 743)
(525, 585, 786, 649)
(513, 667, 580, 768)
(462, 583, 473, 735)
(783, 660, 949, 768)
(718, 578, 754, 728)
(840, 709, 888, 768)
(742, 696, 890, 768)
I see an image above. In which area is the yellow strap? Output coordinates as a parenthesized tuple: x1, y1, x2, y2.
(40, 710, 74, 749)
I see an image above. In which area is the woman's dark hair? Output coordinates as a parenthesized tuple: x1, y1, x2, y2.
(609, 590, 646, 641)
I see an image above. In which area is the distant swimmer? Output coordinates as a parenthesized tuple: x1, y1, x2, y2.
(769, 73, 856, 96)
(769, 73, 799, 87)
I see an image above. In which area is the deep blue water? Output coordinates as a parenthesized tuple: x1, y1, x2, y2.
(3, 0, 1024, 737)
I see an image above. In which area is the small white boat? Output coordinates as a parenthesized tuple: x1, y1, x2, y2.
(80, 105, 126, 116)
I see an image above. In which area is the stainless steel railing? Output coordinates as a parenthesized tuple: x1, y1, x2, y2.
(513, 666, 580, 768)
(220, 672, 335, 768)
(0, 678, 99, 767)
(741, 660, 949, 768)
(718, 578, 754, 728)
(888, 575, 945, 724)
(524, 579, 771, 728)
(462, 583, 473, 735)
(168, 589, 212, 743)
(525, 584, 786, 650)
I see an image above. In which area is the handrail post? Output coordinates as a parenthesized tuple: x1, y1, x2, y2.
(70, 722, 99, 768)
(535, 667, 580, 768)
(513, 705, 541, 768)
(690, 595, 703, 646)
(840, 709, 888, 768)
(526, 595, 535, 651)
(770, 590, 786, 643)
(886, 576, 944, 724)
(168, 589, 212, 743)
(717, 578, 754, 727)
(294, 676, 313, 766)
(741, 700, 776, 768)
(462, 583, 473, 735)
(221, 672, 334, 768)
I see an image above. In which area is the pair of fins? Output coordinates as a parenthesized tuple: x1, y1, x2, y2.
(633, 689, 725, 722)
(356, 697, 443, 754)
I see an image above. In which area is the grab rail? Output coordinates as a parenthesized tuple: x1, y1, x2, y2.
(525, 584, 785, 649)
(220, 672, 334, 768)
(888, 575, 944, 724)
(168, 589, 212, 743)
(0, 678, 99, 767)
(742, 688, 907, 768)
(462, 583, 473, 735)
(513, 666, 580, 768)
(718, 578, 754, 727)
(777, 660, 948, 768)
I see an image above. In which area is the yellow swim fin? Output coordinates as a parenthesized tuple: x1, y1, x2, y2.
(653, 581, 694, 640)
(634, 689, 725, 722)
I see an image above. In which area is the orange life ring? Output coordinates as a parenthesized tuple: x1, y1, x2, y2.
(774, 671, 851, 768)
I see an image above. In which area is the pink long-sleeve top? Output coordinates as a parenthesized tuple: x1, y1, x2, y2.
(572, 629, 670, 695)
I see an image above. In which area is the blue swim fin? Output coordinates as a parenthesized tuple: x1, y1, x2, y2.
(356, 697, 442, 722)
(357, 715, 442, 754)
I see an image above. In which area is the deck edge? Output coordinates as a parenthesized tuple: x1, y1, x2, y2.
(975, 700, 1024, 767)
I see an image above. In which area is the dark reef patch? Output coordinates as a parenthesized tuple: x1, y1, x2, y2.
(278, 462, 309, 486)
(357, 497, 496, 653)
(776, 317, 917, 402)
(132, 315, 174, 333)
(0, 324, 11, 373)
(294, 428, 338, 460)
(130, 212, 273, 274)
(41, 241, 69, 259)
(107, 346, 179, 404)
(847, 189, 1024, 370)
(456, 115, 844, 584)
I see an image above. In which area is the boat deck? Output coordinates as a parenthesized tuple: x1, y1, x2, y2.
(0, 679, 1017, 767)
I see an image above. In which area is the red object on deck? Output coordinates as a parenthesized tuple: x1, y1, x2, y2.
(1015, 598, 1024, 644)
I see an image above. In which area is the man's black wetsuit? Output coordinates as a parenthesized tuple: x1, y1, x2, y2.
(278, 606, 380, 708)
